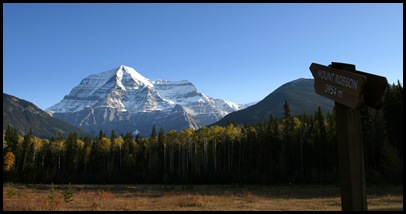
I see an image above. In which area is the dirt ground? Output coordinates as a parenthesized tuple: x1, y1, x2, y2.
(3, 183, 403, 211)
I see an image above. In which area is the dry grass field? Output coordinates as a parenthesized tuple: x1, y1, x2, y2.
(3, 183, 403, 211)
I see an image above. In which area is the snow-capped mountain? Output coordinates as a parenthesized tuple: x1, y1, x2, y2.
(47, 65, 250, 136)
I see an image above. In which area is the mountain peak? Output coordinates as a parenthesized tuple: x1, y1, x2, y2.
(47, 65, 249, 136)
(115, 65, 153, 89)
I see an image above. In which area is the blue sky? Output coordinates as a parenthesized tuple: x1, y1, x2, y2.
(3, 3, 403, 110)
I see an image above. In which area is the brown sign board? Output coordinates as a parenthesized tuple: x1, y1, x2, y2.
(352, 70, 387, 109)
(330, 62, 388, 109)
(310, 63, 367, 109)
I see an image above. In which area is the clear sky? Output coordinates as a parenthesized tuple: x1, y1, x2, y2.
(3, 3, 403, 110)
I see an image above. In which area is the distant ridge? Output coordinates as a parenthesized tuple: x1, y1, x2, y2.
(3, 93, 90, 139)
(211, 78, 334, 127)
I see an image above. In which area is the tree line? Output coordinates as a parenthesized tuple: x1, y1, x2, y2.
(3, 82, 403, 185)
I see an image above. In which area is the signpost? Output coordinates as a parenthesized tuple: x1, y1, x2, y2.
(309, 63, 366, 109)
(309, 62, 387, 211)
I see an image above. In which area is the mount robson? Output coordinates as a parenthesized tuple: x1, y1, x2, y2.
(46, 65, 251, 137)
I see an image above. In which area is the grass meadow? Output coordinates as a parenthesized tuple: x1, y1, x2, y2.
(3, 183, 403, 211)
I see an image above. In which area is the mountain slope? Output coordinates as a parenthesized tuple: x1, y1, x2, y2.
(211, 78, 334, 127)
(3, 93, 89, 139)
(47, 65, 250, 136)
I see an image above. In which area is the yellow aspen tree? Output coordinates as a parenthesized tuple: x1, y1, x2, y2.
(4, 151, 15, 172)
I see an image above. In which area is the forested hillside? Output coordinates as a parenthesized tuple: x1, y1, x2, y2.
(3, 82, 403, 185)
(3, 93, 89, 139)
(212, 78, 334, 126)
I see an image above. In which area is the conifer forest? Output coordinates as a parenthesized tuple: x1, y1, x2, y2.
(3, 82, 403, 185)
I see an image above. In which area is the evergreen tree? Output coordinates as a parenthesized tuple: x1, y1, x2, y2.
(279, 100, 294, 181)
(158, 128, 166, 182)
(383, 82, 403, 156)
(111, 130, 117, 142)
(380, 139, 403, 184)
(282, 100, 295, 141)
(150, 125, 157, 139)
(4, 125, 19, 153)
(28, 128, 33, 137)
(65, 132, 79, 180)
(99, 130, 103, 141)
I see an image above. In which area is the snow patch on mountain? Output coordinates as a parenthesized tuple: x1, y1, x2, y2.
(46, 65, 254, 134)
(48, 65, 247, 115)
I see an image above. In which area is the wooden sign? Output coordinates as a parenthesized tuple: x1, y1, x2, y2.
(309, 62, 388, 211)
(309, 63, 367, 109)
(330, 62, 388, 109)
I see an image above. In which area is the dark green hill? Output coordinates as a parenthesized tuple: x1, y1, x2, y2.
(212, 78, 334, 127)
(3, 93, 90, 139)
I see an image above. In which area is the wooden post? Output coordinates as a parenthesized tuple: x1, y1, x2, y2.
(310, 61, 387, 211)
(335, 102, 367, 210)
(333, 64, 367, 211)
